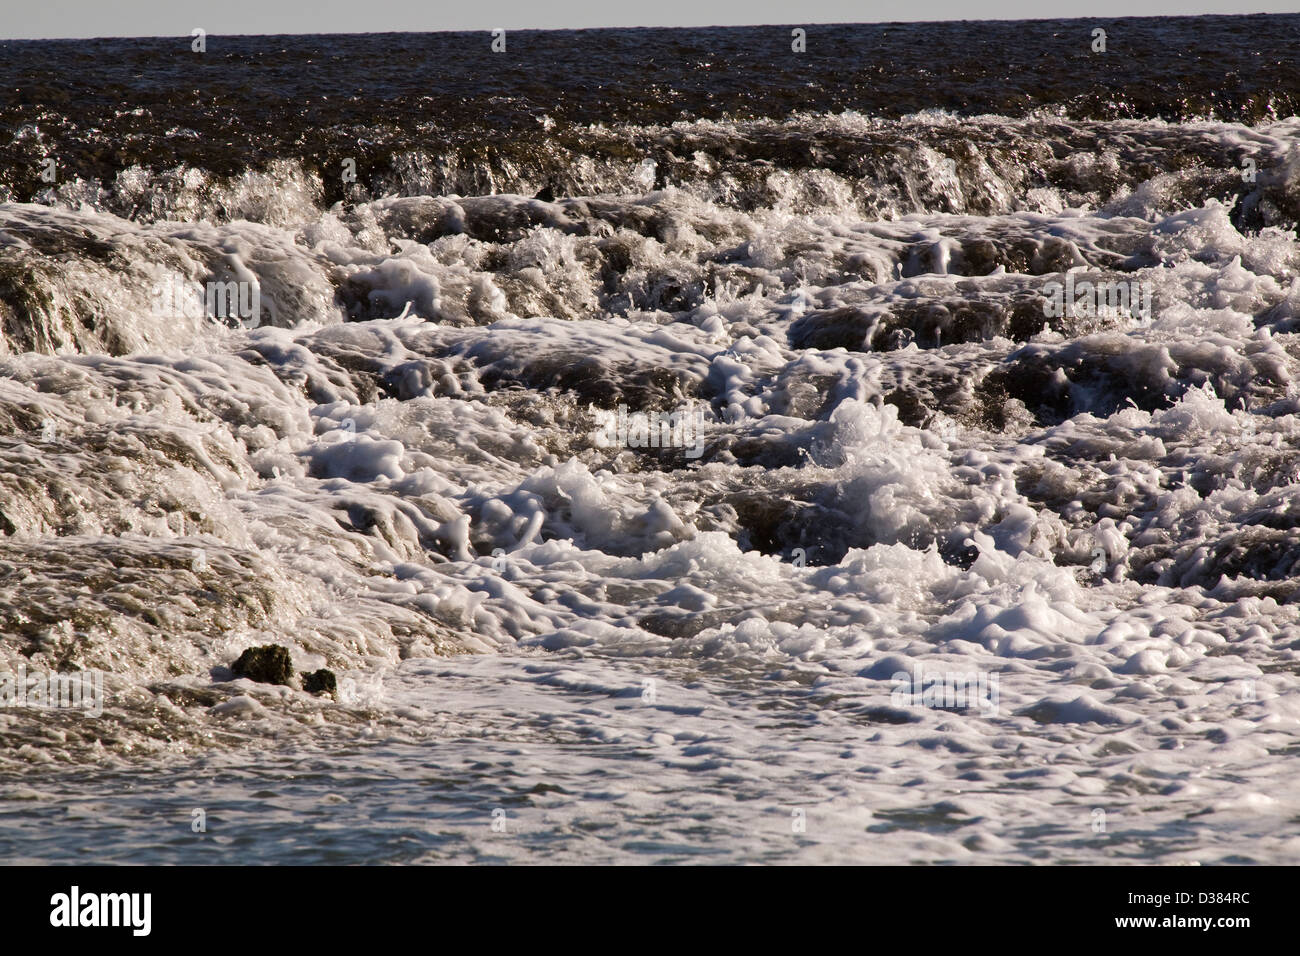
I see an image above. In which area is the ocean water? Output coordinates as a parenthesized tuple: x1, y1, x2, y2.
(2, 15, 1300, 864)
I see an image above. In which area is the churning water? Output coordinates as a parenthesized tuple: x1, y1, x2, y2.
(2, 16, 1300, 863)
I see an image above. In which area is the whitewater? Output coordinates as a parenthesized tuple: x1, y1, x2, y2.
(2, 21, 1300, 863)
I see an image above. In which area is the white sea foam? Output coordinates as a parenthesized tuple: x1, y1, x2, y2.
(2, 111, 1300, 863)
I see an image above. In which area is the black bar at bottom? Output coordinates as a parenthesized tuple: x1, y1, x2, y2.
(5, 864, 1275, 942)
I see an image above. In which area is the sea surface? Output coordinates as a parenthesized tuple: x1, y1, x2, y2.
(2, 16, 1300, 863)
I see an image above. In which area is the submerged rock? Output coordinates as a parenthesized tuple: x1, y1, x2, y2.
(301, 668, 338, 696)
(230, 644, 294, 686)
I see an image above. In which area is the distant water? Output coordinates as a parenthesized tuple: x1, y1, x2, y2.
(2, 16, 1300, 864)
(3, 16, 1300, 207)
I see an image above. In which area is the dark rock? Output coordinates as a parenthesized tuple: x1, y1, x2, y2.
(230, 644, 293, 685)
(301, 668, 338, 696)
